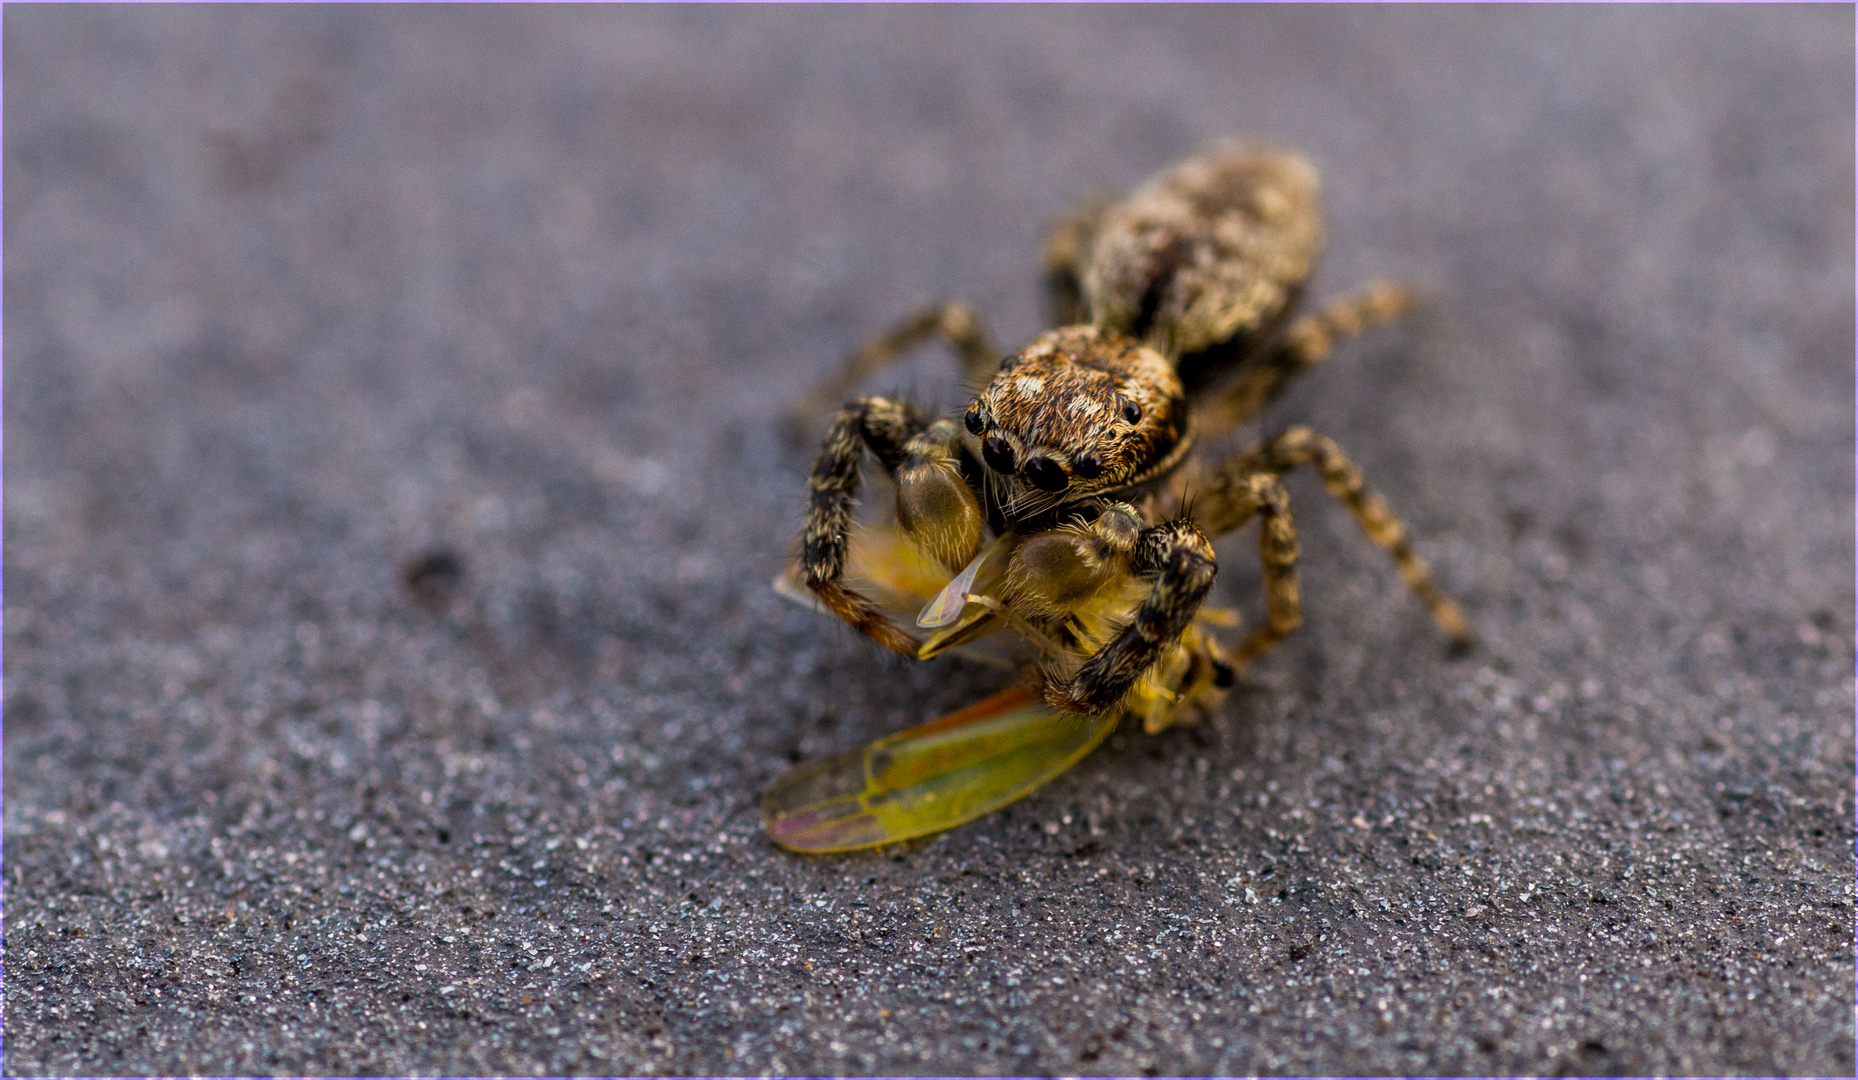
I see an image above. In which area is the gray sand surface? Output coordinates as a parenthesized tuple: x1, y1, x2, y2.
(5, 6, 1852, 1075)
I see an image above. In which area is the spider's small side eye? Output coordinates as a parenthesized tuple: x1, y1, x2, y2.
(1072, 451, 1103, 479)
(1119, 399, 1142, 424)
(964, 407, 986, 435)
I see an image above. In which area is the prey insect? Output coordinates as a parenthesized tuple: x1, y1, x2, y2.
(767, 143, 1472, 853)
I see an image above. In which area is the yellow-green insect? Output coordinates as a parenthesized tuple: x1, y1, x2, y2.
(769, 144, 1471, 853)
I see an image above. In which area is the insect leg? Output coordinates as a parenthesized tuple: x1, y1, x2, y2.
(787, 302, 1002, 440)
(1191, 281, 1421, 438)
(801, 396, 930, 655)
(1042, 519, 1217, 714)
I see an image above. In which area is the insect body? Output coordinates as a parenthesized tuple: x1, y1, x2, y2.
(768, 144, 1471, 852)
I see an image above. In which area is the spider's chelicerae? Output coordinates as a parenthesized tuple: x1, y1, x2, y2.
(791, 143, 1471, 733)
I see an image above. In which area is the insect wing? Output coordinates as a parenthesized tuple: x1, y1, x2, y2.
(915, 530, 1016, 629)
(915, 544, 986, 628)
(774, 523, 1032, 670)
(763, 688, 1117, 853)
(914, 531, 1019, 659)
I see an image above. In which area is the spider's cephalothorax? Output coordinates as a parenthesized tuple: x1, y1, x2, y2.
(962, 327, 1191, 518)
(791, 143, 1471, 726)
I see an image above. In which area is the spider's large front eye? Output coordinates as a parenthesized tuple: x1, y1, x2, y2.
(1023, 457, 1068, 493)
(1119, 399, 1142, 425)
(964, 407, 986, 435)
(982, 435, 1016, 474)
(1071, 451, 1103, 480)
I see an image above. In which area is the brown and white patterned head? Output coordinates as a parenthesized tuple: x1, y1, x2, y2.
(964, 326, 1191, 517)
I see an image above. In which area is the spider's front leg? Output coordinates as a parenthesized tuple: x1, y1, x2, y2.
(786, 302, 1001, 442)
(1040, 518, 1218, 714)
(800, 396, 935, 656)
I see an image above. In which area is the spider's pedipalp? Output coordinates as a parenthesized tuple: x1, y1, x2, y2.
(895, 418, 985, 572)
(1003, 502, 1142, 622)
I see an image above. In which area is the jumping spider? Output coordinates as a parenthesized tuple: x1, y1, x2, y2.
(768, 144, 1471, 851)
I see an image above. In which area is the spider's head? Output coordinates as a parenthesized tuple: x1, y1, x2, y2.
(963, 326, 1189, 515)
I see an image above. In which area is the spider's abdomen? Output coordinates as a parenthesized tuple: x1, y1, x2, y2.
(1082, 143, 1324, 360)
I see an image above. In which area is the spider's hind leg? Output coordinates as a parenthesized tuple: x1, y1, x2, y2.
(1192, 281, 1422, 440)
(1041, 194, 1112, 327)
(787, 302, 1002, 441)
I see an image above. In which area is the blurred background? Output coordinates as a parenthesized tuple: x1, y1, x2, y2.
(5, 6, 1851, 1075)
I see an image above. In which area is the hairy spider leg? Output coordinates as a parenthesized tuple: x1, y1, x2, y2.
(1186, 471, 1303, 671)
(788, 301, 1001, 441)
(1185, 425, 1471, 673)
(1039, 194, 1112, 327)
(1191, 281, 1422, 440)
(800, 395, 934, 656)
(1040, 518, 1219, 715)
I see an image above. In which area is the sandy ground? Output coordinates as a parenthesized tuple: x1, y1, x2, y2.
(4, 6, 1852, 1075)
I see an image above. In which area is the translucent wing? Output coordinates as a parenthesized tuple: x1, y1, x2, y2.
(772, 523, 1032, 670)
(915, 541, 990, 628)
(763, 688, 1117, 853)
